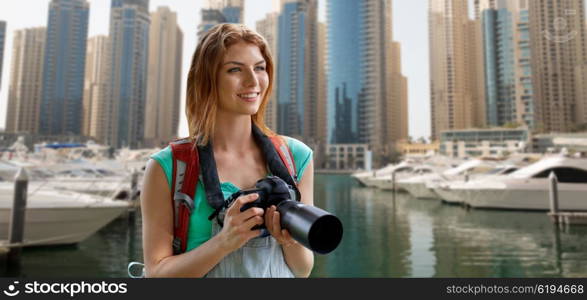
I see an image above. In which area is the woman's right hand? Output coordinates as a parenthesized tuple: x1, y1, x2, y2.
(216, 193, 265, 252)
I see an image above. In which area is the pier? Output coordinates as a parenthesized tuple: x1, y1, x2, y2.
(547, 172, 587, 226)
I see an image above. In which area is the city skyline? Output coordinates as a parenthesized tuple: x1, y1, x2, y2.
(0, 0, 432, 141)
(0, 1, 585, 143)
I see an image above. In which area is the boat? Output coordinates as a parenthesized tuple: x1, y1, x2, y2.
(373, 165, 438, 191)
(0, 181, 131, 246)
(351, 163, 399, 187)
(433, 165, 519, 205)
(397, 159, 498, 199)
(461, 156, 587, 211)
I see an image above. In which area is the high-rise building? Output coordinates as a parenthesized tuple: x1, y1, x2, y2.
(316, 21, 327, 145)
(429, 0, 480, 140)
(144, 7, 183, 148)
(198, 0, 244, 40)
(577, 62, 587, 125)
(529, 0, 587, 133)
(276, 0, 318, 141)
(106, 0, 150, 148)
(479, 0, 535, 128)
(256, 12, 279, 131)
(82, 35, 109, 141)
(327, 0, 402, 150)
(39, 0, 90, 136)
(5, 28, 46, 133)
(387, 41, 409, 142)
(0, 21, 6, 91)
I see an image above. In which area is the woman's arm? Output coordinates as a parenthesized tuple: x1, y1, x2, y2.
(265, 160, 315, 277)
(141, 159, 265, 277)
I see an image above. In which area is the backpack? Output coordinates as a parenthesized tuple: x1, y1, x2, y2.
(169, 134, 297, 254)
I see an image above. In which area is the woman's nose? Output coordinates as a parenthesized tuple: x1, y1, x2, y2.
(243, 69, 259, 87)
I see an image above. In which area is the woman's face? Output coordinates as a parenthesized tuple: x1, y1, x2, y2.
(217, 41, 269, 117)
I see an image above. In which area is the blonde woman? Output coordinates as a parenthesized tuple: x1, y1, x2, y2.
(140, 24, 315, 278)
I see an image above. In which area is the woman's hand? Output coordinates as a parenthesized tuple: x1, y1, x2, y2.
(265, 205, 298, 248)
(216, 193, 265, 252)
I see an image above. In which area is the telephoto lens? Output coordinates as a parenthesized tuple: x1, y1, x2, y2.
(277, 200, 343, 254)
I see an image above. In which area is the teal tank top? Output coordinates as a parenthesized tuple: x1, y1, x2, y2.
(150, 136, 313, 251)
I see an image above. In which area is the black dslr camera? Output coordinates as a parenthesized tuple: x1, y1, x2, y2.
(226, 176, 343, 254)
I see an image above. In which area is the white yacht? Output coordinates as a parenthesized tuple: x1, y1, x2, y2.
(398, 159, 498, 199)
(0, 183, 131, 246)
(374, 165, 437, 191)
(461, 156, 587, 211)
(351, 163, 397, 187)
(433, 165, 520, 205)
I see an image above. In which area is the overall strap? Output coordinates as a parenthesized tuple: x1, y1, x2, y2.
(170, 139, 199, 254)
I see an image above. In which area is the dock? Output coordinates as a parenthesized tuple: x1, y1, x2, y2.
(548, 172, 587, 226)
(548, 212, 587, 226)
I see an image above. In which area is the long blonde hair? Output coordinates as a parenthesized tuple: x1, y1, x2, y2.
(186, 23, 275, 146)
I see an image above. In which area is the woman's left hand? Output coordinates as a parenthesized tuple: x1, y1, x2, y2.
(265, 205, 297, 248)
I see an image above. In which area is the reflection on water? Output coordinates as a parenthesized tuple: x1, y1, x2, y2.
(311, 174, 587, 278)
(3, 175, 587, 277)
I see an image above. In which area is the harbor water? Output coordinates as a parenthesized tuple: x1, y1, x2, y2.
(4, 174, 587, 277)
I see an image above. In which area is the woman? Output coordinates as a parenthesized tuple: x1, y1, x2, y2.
(141, 23, 315, 278)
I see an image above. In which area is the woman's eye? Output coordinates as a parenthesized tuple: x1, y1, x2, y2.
(228, 67, 240, 73)
(255, 66, 266, 71)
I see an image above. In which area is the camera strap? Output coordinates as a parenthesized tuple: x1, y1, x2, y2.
(199, 124, 301, 225)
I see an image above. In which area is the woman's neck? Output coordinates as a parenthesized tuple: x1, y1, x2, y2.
(212, 113, 254, 153)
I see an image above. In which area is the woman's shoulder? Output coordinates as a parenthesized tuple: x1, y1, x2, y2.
(149, 145, 173, 187)
(278, 136, 313, 180)
(280, 136, 312, 158)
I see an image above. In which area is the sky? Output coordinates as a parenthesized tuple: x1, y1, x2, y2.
(0, 0, 432, 140)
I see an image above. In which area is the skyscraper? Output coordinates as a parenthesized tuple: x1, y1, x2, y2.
(6, 28, 46, 133)
(276, 0, 318, 141)
(106, 0, 150, 148)
(256, 12, 279, 131)
(0, 21, 6, 91)
(327, 0, 403, 149)
(479, 0, 535, 128)
(144, 7, 183, 148)
(198, 0, 244, 40)
(387, 41, 409, 142)
(429, 0, 480, 139)
(39, 0, 90, 135)
(529, 0, 587, 133)
(82, 35, 109, 141)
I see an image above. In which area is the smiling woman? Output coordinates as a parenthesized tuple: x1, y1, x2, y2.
(140, 23, 316, 278)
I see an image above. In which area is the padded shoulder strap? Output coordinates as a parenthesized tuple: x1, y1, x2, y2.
(170, 139, 199, 254)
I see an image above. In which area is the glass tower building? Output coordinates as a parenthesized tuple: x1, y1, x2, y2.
(327, 0, 395, 146)
(326, 0, 363, 144)
(39, 0, 90, 135)
(276, 0, 318, 139)
(198, 0, 244, 40)
(480, 0, 534, 128)
(107, 0, 150, 148)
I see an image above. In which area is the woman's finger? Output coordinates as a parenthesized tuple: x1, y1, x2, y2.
(227, 193, 259, 216)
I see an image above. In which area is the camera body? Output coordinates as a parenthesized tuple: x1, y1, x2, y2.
(239, 176, 298, 215)
(228, 176, 343, 254)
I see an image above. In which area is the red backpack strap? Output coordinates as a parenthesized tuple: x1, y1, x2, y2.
(170, 139, 199, 254)
(269, 136, 297, 183)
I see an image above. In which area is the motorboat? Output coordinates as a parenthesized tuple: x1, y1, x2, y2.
(397, 159, 498, 199)
(351, 163, 399, 187)
(433, 165, 520, 205)
(373, 165, 438, 191)
(460, 156, 587, 211)
(0, 181, 131, 246)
